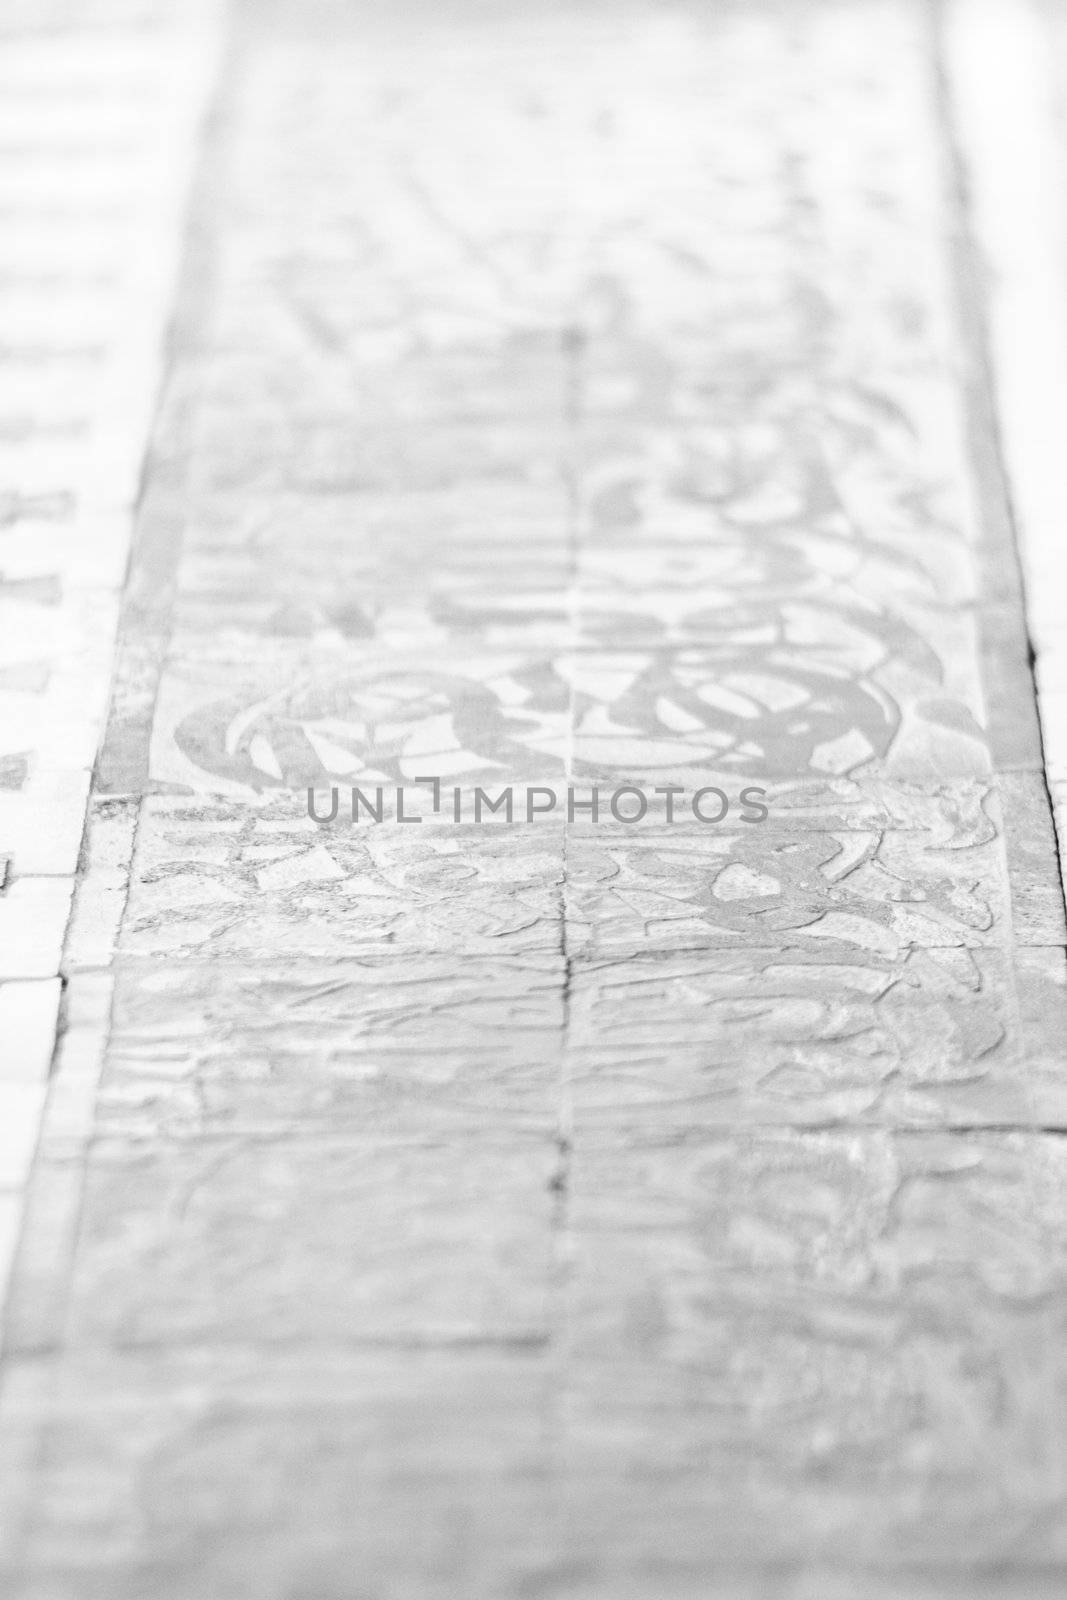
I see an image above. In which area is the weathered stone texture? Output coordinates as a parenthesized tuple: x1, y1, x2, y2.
(1, 0, 1066, 1597)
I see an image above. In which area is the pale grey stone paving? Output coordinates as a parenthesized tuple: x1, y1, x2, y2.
(2, 0, 1067, 1597)
(0, 0, 220, 1344)
(945, 0, 1067, 870)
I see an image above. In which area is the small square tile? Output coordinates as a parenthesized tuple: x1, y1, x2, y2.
(0, 979, 60, 1084)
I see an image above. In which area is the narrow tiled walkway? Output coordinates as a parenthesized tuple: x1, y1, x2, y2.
(2, 2, 1067, 1596)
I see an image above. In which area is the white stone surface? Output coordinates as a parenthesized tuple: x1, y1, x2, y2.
(0, 1, 224, 1343)
(946, 0, 1067, 878)
(0, 981, 61, 1084)
(1, 2, 1066, 1595)
(0, 1088, 47, 1191)
(0, 881, 74, 981)
(0, 1196, 25, 1316)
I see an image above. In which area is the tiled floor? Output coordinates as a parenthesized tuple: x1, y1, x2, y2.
(2, 1, 1067, 1595)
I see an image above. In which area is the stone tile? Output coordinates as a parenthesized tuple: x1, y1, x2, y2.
(179, 486, 572, 604)
(148, 647, 573, 796)
(564, 626, 989, 785)
(0, 8, 219, 1266)
(567, 1127, 1067, 1324)
(566, 947, 1067, 1130)
(0, 766, 91, 878)
(559, 1131, 1067, 1562)
(146, 626, 991, 798)
(4, 0, 1066, 1592)
(534, 1470, 1067, 1575)
(63, 797, 137, 972)
(92, 957, 563, 1138)
(32, 975, 113, 1162)
(787, 1581, 1067, 1600)
(119, 797, 564, 959)
(995, 772, 1067, 944)
(0, 510, 132, 594)
(0, 1087, 47, 1191)
(188, 377, 566, 498)
(575, 493, 979, 615)
(948, 0, 1067, 869)
(0, 1348, 555, 1600)
(0, 1195, 24, 1316)
(565, 789, 1008, 958)
(0, 880, 73, 980)
(0, 589, 121, 773)
(61, 1135, 556, 1348)
(187, 293, 565, 452)
(174, 584, 574, 656)
(2, 974, 113, 1359)
(0, 980, 60, 1084)
(978, 602, 1046, 773)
